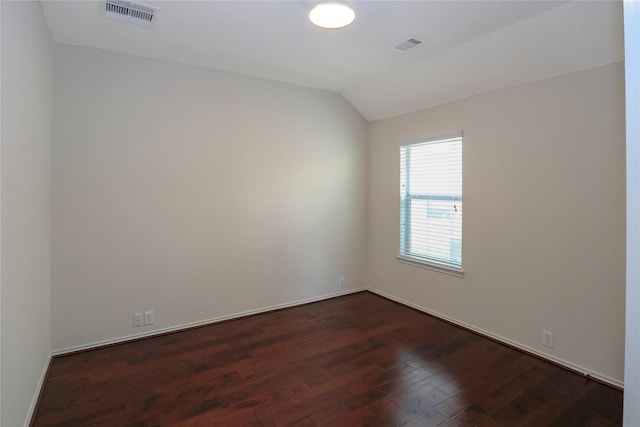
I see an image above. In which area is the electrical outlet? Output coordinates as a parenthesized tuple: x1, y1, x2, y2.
(339, 277, 345, 288)
(133, 313, 143, 327)
(543, 330, 554, 348)
(144, 311, 154, 325)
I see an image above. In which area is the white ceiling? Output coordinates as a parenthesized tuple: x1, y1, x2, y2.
(40, 0, 624, 121)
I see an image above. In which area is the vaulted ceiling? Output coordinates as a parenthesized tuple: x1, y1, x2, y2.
(40, 1, 624, 121)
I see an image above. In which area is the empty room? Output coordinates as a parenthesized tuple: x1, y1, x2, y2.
(2, 0, 639, 426)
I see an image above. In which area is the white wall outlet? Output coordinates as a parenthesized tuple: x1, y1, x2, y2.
(144, 310, 154, 325)
(133, 313, 143, 327)
(543, 330, 554, 348)
(339, 277, 345, 288)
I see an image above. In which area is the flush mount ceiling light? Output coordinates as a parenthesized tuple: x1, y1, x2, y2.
(309, 2, 355, 29)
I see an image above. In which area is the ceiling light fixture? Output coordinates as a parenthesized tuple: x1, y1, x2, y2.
(309, 2, 355, 30)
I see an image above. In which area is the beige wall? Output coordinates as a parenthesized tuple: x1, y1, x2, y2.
(52, 44, 368, 351)
(367, 62, 626, 385)
(51, 46, 626, 385)
(1, 2, 53, 426)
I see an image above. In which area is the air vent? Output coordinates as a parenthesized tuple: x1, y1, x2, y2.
(393, 37, 424, 53)
(105, 0, 157, 27)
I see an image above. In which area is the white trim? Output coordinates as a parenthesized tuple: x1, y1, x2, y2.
(23, 353, 51, 427)
(398, 130, 463, 147)
(396, 255, 464, 277)
(624, 0, 640, 424)
(46, 285, 623, 388)
(367, 288, 624, 390)
(52, 288, 365, 356)
(0, 2, 3, 421)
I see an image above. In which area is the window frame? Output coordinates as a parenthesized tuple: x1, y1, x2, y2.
(397, 131, 464, 277)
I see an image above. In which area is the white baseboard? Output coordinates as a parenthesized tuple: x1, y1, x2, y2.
(48, 285, 623, 388)
(24, 353, 52, 427)
(367, 288, 624, 390)
(52, 287, 366, 356)
(32, 285, 622, 427)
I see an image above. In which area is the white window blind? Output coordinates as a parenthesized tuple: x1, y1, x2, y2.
(399, 131, 463, 273)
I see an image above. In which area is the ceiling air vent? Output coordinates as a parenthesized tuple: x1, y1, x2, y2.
(105, 0, 157, 27)
(393, 37, 424, 53)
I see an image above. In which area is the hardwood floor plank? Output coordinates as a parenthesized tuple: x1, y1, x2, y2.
(32, 292, 622, 426)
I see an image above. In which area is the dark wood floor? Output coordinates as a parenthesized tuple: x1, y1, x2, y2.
(32, 291, 622, 426)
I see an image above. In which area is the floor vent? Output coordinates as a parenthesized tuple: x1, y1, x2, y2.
(105, 0, 157, 27)
(393, 37, 424, 53)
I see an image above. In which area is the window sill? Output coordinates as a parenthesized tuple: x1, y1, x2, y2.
(396, 255, 465, 278)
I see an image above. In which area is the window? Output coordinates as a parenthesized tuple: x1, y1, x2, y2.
(398, 131, 463, 276)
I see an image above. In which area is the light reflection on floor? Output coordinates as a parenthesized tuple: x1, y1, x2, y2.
(389, 346, 469, 426)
